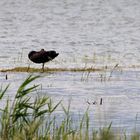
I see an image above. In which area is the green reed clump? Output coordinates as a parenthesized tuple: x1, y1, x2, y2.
(0, 75, 140, 140)
(0, 75, 61, 140)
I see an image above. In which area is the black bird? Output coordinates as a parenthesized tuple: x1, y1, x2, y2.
(28, 49, 59, 72)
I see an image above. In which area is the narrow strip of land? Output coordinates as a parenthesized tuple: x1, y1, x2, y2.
(0, 67, 101, 73)
(1, 65, 139, 73)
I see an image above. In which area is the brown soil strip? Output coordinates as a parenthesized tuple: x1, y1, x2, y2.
(0, 67, 101, 73)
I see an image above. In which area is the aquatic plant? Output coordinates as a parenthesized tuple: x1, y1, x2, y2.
(0, 75, 60, 139)
(0, 75, 139, 140)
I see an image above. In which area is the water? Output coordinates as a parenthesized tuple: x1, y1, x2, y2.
(0, 0, 140, 133)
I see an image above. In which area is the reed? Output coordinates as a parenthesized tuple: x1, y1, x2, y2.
(0, 75, 139, 140)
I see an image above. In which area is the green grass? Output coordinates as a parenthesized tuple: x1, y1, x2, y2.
(0, 75, 139, 140)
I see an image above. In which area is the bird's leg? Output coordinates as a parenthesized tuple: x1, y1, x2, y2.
(42, 63, 45, 72)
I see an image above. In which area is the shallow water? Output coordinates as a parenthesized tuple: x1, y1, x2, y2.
(0, 0, 140, 133)
(1, 69, 140, 132)
(0, 0, 140, 69)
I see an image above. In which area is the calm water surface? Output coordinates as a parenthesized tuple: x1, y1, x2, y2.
(0, 0, 140, 132)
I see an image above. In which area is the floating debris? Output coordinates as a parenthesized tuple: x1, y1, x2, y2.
(86, 98, 102, 105)
(100, 98, 103, 105)
(5, 74, 8, 80)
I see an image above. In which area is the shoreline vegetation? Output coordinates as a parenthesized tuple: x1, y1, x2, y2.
(0, 66, 101, 73)
(0, 75, 139, 140)
(0, 64, 140, 73)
